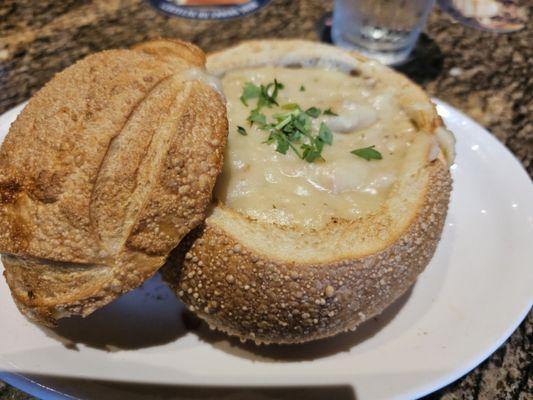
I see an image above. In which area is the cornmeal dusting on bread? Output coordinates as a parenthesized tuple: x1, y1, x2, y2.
(164, 162, 451, 344)
(0, 40, 228, 326)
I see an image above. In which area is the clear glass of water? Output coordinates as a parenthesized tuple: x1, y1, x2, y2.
(332, 0, 436, 65)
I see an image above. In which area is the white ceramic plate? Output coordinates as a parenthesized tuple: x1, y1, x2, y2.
(0, 100, 531, 400)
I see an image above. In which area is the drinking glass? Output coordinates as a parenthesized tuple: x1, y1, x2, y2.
(332, 0, 436, 65)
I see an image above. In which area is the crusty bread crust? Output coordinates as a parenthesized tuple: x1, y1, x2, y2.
(0, 39, 228, 326)
(162, 40, 453, 344)
(164, 163, 450, 344)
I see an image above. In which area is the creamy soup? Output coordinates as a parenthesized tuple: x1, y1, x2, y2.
(215, 66, 429, 228)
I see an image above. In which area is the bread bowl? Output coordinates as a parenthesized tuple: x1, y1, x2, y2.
(0, 39, 227, 326)
(163, 40, 455, 344)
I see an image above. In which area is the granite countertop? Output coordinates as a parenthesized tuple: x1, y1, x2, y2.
(0, 0, 531, 399)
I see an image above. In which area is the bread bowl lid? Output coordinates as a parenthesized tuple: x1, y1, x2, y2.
(0, 39, 228, 324)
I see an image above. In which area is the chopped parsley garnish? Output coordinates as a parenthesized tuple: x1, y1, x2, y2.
(247, 109, 267, 127)
(351, 145, 383, 161)
(281, 103, 299, 110)
(239, 79, 333, 163)
(239, 80, 384, 163)
(240, 80, 284, 110)
(305, 107, 321, 118)
(239, 82, 261, 106)
(318, 122, 333, 145)
(324, 108, 338, 116)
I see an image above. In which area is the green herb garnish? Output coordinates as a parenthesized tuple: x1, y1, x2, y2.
(302, 140, 324, 162)
(351, 146, 383, 161)
(305, 107, 321, 118)
(324, 108, 338, 116)
(281, 103, 300, 110)
(240, 82, 261, 106)
(240, 79, 333, 163)
(237, 126, 247, 136)
(257, 79, 283, 110)
(240, 80, 284, 110)
(318, 122, 333, 145)
(247, 109, 267, 127)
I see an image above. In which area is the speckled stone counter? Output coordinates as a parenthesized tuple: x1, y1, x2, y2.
(0, 1, 531, 399)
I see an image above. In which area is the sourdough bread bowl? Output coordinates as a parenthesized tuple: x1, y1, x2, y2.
(0, 39, 227, 326)
(163, 40, 455, 344)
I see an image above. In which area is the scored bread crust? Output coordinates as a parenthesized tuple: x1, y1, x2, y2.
(0, 39, 228, 326)
(162, 40, 453, 344)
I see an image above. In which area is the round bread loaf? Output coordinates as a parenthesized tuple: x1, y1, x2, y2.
(0, 39, 228, 326)
(162, 40, 455, 344)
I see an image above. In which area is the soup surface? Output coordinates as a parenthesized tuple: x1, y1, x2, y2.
(215, 66, 424, 228)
